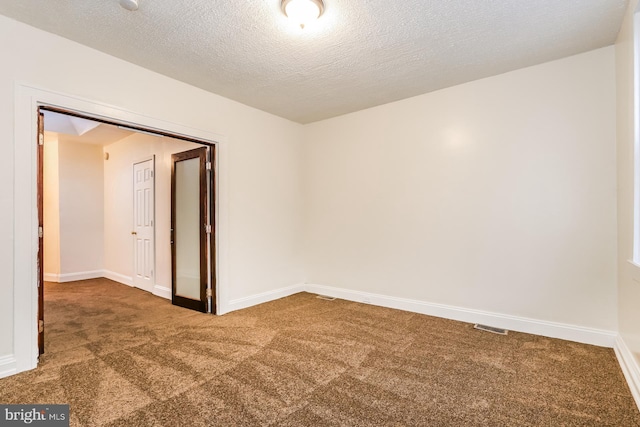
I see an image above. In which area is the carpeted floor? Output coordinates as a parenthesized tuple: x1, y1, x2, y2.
(1, 279, 639, 426)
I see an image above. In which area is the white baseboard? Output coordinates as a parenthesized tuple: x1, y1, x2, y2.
(614, 335, 640, 411)
(54, 269, 166, 299)
(0, 354, 17, 379)
(304, 284, 617, 348)
(45, 271, 103, 283)
(43, 273, 59, 282)
(46, 270, 137, 288)
(223, 284, 304, 314)
(153, 285, 171, 300)
(57, 270, 104, 283)
(102, 270, 133, 287)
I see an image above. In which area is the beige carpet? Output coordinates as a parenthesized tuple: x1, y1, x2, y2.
(1, 278, 639, 426)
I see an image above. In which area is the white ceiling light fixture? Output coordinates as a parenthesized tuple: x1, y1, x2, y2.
(119, 0, 139, 11)
(281, 0, 324, 29)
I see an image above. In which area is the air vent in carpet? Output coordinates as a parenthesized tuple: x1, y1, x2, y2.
(316, 294, 336, 301)
(474, 324, 508, 335)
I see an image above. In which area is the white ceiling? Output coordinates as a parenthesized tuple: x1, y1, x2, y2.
(0, 0, 629, 124)
(44, 111, 133, 146)
(43, 111, 100, 137)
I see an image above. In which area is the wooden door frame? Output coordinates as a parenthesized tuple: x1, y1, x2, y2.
(170, 147, 212, 313)
(36, 108, 218, 314)
(37, 111, 44, 356)
(208, 144, 217, 314)
(36, 106, 218, 312)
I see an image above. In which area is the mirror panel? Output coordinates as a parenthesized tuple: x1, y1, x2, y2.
(174, 157, 201, 300)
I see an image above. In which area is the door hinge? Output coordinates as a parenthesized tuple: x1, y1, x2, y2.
(205, 224, 212, 234)
(38, 320, 44, 333)
(38, 134, 44, 146)
(206, 161, 212, 171)
(38, 226, 43, 239)
(206, 288, 212, 298)
(151, 170, 154, 178)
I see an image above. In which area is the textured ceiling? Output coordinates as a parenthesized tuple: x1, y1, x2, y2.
(0, 0, 629, 123)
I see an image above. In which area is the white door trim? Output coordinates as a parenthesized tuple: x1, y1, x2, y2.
(13, 82, 229, 376)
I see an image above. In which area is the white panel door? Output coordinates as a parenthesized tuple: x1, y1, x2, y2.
(133, 158, 155, 293)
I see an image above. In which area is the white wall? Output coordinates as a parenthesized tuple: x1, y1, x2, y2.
(57, 140, 104, 276)
(43, 133, 60, 278)
(303, 47, 618, 334)
(1, 10, 622, 378)
(103, 133, 201, 292)
(1, 15, 304, 362)
(615, 0, 640, 402)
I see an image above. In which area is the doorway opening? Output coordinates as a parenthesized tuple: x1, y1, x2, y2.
(37, 106, 217, 355)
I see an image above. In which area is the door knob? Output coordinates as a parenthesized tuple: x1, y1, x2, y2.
(131, 231, 137, 235)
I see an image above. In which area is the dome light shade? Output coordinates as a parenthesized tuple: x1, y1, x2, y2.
(282, 0, 324, 29)
(119, 0, 139, 11)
